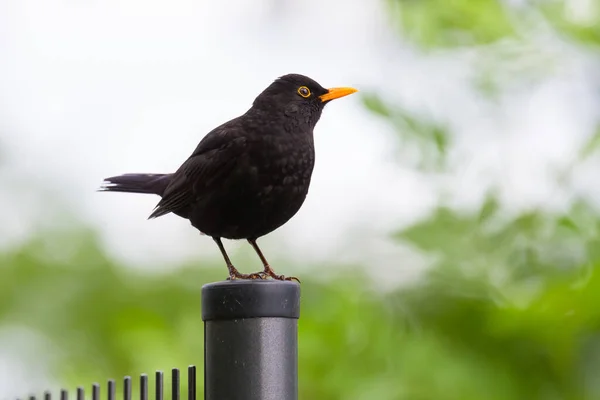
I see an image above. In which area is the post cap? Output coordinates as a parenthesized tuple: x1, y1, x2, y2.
(201, 280, 301, 321)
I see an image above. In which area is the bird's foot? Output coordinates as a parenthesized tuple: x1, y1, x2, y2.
(279, 275, 301, 283)
(226, 265, 267, 281)
(227, 272, 267, 281)
(263, 267, 300, 283)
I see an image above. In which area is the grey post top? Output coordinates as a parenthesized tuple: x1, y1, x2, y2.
(201, 280, 301, 321)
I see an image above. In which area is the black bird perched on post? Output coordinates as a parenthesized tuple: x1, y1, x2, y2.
(99, 73, 357, 282)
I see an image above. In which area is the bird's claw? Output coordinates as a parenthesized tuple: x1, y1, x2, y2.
(226, 272, 300, 283)
(251, 271, 269, 280)
(226, 264, 299, 283)
(227, 271, 268, 281)
(270, 274, 301, 283)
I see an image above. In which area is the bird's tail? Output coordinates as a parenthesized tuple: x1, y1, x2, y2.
(98, 173, 172, 196)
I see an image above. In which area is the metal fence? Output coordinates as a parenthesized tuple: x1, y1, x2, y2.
(16, 366, 197, 400)
(11, 279, 301, 400)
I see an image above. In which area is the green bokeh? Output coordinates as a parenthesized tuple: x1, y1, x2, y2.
(3, 1, 600, 399)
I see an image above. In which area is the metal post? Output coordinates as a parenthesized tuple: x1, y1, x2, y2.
(202, 280, 301, 400)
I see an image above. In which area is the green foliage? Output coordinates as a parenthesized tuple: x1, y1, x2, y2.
(539, 1, 600, 46)
(387, 259, 600, 400)
(361, 92, 451, 170)
(3, 0, 600, 399)
(580, 125, 600, 161)
(0, 229, 218, 393)
(358, 0, 600, 395)
(386, 0, 516, 48)
(3, 209, 600, 399)
(386, 0, 600, 49)
(382, 197, 600, 399)
(379, 0, 600, 132)
(397, 198, 600, 282)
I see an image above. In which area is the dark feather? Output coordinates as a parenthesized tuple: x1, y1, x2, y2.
(98, 173, 171, 196)
(147, 129, 248, 219)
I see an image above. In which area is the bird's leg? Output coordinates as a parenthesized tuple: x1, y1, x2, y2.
(247, 239, 300, 283)
(212, 237, 264, 280)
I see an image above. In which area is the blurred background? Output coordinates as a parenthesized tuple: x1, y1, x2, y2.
(1, 0, 600, 398)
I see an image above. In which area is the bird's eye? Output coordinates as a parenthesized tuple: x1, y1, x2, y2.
(297, 86, 311, 98)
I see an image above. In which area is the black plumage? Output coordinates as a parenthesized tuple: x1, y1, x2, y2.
(99, 73, 357, 281)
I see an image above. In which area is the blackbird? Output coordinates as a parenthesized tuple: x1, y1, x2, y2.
(99, 73, 357, 282)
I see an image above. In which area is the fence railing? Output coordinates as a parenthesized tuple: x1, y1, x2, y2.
(18, 366, 197, 400)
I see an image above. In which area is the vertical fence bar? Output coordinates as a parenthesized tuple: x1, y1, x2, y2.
(171, 369, 180, 400)
(202, 280, 301, 400)
(92, 383, 100, 400)
(140, 374, 148, 400)
(44, 391, 51, 400)
(76, 387, 83, 400)
(60, 389, 67, 400)
(155, 371, 163, 400)
(123, 376, 131, 400)
(187, 366, 196, 400)
(108, 379, 116, 400)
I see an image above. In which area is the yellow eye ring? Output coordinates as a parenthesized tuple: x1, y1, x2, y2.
(297, 86, 311, 98)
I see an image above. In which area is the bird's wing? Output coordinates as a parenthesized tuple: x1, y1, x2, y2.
(148, 122, 247, 219)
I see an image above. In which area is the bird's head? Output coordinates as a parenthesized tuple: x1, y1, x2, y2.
(250, 73, 358, 128)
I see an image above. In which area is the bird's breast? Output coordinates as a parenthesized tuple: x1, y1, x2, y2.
(189, 131, 316, 239)
(250, 134, 315, 191)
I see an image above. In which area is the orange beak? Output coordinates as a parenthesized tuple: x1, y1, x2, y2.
(319, 87, 358, 102)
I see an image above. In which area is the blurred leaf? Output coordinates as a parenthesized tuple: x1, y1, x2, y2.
(361, 92, 452, 171)
(387, 0, 516, 48)
(389, 260, 600, 400)
(579, 125, 600, 160)
(386, 0, 600, 49)
(362, 92, 392, 118)
(478, 195, 501, 223)
(395, 198, 600, 297)
(473, 69, 502, 100)
(539, 1, 600, 46)
(558, 216, 580, 232)
(432, 126, 448, 154)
